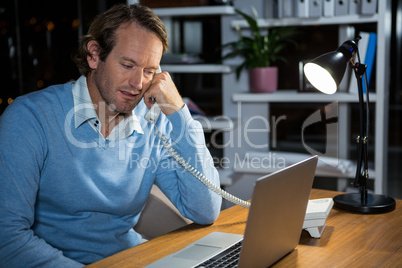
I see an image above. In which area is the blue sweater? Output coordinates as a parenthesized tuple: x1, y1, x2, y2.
(0, 79, 221, 267)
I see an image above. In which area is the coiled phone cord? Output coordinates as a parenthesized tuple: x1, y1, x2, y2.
(153, 125, 251, 209)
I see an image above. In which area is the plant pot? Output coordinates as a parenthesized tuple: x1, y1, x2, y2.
(249, 67, 278, 93)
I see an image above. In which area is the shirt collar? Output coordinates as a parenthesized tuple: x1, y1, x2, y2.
(72, 75, 144, 138)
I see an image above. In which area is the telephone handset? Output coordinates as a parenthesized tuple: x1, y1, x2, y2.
(144, 67, 251, 208)
(144, 66, 162, 124)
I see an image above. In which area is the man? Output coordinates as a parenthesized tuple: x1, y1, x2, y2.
(0, 4, 221, 267)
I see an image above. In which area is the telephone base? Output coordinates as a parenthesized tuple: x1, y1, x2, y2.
(303, 198, 334, 238)
(304, 224, 326, 238)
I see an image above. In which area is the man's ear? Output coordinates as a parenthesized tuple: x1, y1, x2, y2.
(87, 40, 100, 69)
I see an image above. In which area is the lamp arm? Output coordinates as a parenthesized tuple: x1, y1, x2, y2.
(363, 64, 371, 204)
(353, 63, 364, 185)
(353, 61, 369, 204)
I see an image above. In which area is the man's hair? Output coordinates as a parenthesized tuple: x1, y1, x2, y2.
(73, 3, 168, 77)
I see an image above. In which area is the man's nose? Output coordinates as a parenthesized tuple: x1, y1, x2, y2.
(128, 69, 143, 90)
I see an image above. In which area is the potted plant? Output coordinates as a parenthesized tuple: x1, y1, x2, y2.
(222, 8, 297, 93)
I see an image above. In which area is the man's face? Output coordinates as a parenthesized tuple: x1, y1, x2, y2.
(91, 22, 163, 115)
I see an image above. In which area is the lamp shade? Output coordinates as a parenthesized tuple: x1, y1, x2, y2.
(304, 40, 358, 94)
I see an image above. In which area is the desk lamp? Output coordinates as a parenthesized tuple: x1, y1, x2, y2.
(303, 37, 396, 214)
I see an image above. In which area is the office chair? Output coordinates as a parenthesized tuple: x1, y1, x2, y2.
(134, 185, 193, 240)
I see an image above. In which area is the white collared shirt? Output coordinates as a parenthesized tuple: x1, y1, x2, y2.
(71, 76, 144, 140)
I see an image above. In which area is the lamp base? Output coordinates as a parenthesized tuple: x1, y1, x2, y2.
(333, 193, 396, 214)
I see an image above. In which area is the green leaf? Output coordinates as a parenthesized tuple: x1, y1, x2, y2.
(220, 8, 300, 80)
(234, 9, 259, 35)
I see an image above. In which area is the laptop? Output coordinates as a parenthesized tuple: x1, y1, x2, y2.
(146, 155, 318, 268)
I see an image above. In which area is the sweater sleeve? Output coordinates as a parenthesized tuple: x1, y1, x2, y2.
(154, 105, 222, 224)
(0, 99, 84, 268)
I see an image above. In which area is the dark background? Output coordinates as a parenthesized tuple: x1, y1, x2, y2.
(0, 0, 400, 198)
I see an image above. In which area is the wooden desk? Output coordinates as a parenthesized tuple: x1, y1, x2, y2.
(88, 189, 402, 267)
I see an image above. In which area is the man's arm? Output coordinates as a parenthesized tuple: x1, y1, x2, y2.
(154, 105, 222, 225)
(143, 71, 221, 224)
(0, 98, 83, 268)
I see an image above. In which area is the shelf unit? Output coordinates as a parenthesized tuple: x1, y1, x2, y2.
(153, 6, 235, 119)
(232, 14, 379, 28)
(161, 64, 232, 74)
(153, 5, 237, 187)
(232, 90, 377, 103)
(193, 115, 234, 132)
(151, 1, 391, 195)
(225, 0, 391, 195)
(153, 6, 235, 17)
(154, 5, 234, 80)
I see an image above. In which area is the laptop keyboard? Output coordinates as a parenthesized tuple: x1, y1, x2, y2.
(195, 240, 243, 268)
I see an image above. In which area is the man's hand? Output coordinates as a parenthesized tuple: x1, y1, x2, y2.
(144, 71, 185, 115)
